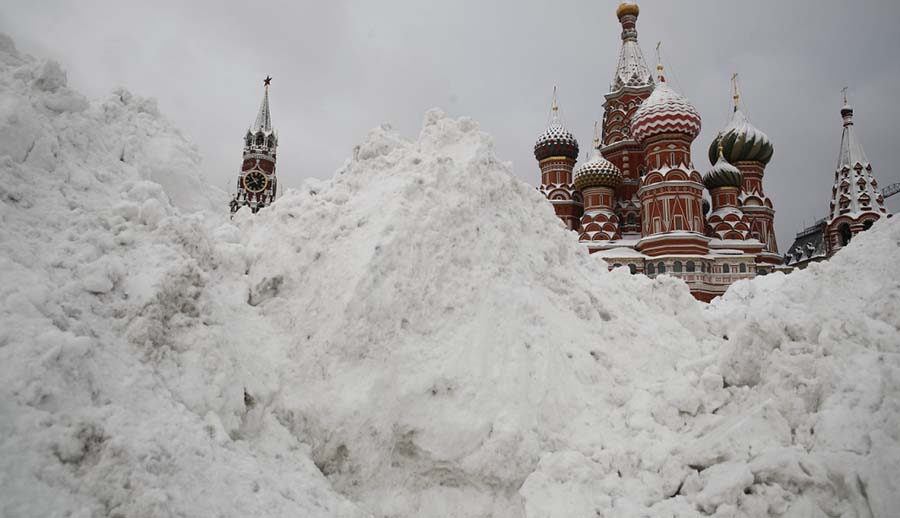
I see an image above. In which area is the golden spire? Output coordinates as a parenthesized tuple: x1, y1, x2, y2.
(655, 41, 665, 82)
(841, 86, 849, 106)
(593, 121, 600, 148)
(552, 85, 559, 113)
(731, 73, 740, 111)
(717, 140, 725, 160)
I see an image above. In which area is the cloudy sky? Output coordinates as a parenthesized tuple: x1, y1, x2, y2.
(3, 0, 899, 249)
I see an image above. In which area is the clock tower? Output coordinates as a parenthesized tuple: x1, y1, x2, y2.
(230, 76, 278, 215)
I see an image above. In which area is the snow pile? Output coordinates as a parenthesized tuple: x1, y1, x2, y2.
(2, 33, 899, 518)
(0, 35, 362, 518)
(702, 219, 900, 517)
(237, 110, 714, 516)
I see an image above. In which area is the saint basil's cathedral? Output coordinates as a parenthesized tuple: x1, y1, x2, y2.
(227, 3, 894, 301)
(537, 3, 783, 301)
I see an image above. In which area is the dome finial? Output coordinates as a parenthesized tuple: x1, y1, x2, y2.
(551, 85, 559, 113)
(840, 86, 854, 125)
(655, 41, 665, 82)
(731, 73, 740, 112)
(717, 140, 725, 160)
(593, 121, 600, 148)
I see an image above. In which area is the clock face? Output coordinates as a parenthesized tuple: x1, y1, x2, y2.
(243, 170, 268, 193)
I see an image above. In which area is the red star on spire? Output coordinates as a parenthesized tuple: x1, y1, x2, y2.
(263, 76, 272, 87)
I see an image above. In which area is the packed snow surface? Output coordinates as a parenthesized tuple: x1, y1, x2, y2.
(1, 35, 899, 518)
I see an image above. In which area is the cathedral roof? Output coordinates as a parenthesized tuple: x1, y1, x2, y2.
(703, 150, 743, 190)
(630, 79, 701, 145)
(534, 93, 579, 161)
(574, 131, 622, 190)
(610, 4, 653, 91)
(708, 108, 773, 166)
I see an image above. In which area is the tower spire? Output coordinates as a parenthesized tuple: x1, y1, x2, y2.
(655, 41, 665, 83)
(253, 76, 273, 132)
(611, 3, 653, 91)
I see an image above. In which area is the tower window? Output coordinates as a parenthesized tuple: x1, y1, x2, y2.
(657, 262, 666, 274)
(673, 261, 682, 273)
(686, 261, 695, 272)
(739, 263, 747, 273)
(647, 262, 655, 275)
(723, 263, 730, 274)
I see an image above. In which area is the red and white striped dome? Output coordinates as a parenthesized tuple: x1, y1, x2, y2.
(630, 81, 701, 145)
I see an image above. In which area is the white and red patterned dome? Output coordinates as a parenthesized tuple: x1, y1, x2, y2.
(630, 80, 701, 145)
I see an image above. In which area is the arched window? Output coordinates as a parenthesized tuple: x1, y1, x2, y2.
(839, 223, 852, 246)
(739, 263, 747, 273)
(686, 261, 695, 273)
(256, 133, 265, 146)
(629, 264, 637, 274)
(627, 213, 636, 226)
(863, 220, 874, 231)
(673, 261, 683, 273)
(723, 263, 731, 274)
(657, 262, 666, 274)
(647, 262, 655, 275)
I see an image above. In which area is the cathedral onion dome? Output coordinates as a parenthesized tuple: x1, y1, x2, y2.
(616, 2, 640, 19)
(708, 107, 773, 166)
(534, 92, 579, 161)
(574, 147, 623, 190)
(630, 80, 701, 146)
(534, 122, 579, 161)
(703, 150, 743, 190)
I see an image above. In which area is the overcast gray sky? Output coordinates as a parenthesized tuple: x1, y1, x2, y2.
(3, 0, 899, 249)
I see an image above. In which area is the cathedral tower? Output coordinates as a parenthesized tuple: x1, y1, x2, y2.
(708, 76, 779, 269)
(632, 52, 708, 257)
(824, 91, 889, 251)
(600, 2, 655, 234)
(575, 124, 623, 241)
(230, 76, 278, 215)
(535, 89, 582, 230)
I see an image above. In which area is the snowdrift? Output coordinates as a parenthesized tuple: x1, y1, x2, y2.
(0, 35, 363, 518)
(1, 34, 898, 518)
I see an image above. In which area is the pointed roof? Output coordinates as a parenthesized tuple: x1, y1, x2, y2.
(828, 92, 887, 221)
(611, 4, 653, 91)
(252, 81, 273, 133)
(836, 103, 868, 170)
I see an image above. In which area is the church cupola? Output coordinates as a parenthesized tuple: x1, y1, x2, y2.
(535, 88, 583, 230)
(634, 46, 709, 257)
(708, 75, 780, 264)
(576, 124, 623, 241)
(230, 76, 279, 215)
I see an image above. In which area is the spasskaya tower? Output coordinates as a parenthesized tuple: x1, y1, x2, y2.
(230, 76, 278, 215)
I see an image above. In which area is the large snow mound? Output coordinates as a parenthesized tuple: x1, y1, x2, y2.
(0, 36, 363, 518)
(2, 33, 898, 518)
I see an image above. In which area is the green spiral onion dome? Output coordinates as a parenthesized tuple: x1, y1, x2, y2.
(703, 152, 744, 190)
(574, 149, 623, 190)
(708, 108, 773, 166)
